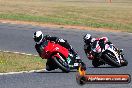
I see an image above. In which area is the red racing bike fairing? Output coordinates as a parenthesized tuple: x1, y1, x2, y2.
(41, 41, 69, 59)
(39, 40, 85, 72)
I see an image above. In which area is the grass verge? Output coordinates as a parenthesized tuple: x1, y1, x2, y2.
(0, 0, 132, 32)
(0, 52, 46, 73)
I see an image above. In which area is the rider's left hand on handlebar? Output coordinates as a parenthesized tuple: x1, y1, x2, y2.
(57, 39, 65, 43)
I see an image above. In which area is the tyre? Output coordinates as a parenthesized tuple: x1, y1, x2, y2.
(53, 55, 70, 73)
(104, 51, 121, 67)
(120, 55, 128, 66)
(122, 59, 128, 66)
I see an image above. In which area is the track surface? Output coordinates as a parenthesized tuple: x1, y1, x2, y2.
(0, 23, 132, 88)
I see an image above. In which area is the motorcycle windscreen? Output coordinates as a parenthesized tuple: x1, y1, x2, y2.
(91, 41, 101, 53)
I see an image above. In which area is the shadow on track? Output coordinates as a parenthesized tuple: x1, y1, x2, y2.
(88, 66, 120, 68)
(34, 70, 77, 74)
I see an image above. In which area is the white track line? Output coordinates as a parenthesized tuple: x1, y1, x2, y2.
(0, 50, 38, 57)
(0, 69, 46, 75)
(0, 50, 45, 75)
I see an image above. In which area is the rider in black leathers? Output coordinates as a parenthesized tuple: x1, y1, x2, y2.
(33, 31, 79, 71)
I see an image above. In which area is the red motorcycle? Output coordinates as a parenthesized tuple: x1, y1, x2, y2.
(40, 40, 86, 72)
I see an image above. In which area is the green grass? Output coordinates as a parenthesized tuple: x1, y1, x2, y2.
(0, 52, 46, 73)
(0, 0, 132, 32)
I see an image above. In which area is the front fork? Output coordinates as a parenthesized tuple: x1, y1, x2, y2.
(112, 46, 124, 61)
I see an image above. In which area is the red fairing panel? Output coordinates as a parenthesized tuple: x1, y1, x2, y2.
(41, 41, 69, 59)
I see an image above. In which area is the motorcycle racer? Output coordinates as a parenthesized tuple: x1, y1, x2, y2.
(33, 31, 80, 71)
(83, 34, 126, 66)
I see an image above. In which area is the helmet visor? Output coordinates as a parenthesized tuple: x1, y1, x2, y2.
(34, 34, 42, 43)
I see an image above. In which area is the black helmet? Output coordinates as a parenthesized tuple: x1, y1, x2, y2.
(83, 34, 92, 43)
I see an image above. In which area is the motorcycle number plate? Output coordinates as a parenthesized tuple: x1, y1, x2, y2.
(74, 63, 79, 66)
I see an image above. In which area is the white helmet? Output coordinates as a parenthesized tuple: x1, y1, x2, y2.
(83, 34, 92, 43)
(33, 31, 43, 44)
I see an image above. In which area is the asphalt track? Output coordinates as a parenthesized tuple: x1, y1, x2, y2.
(0, 23, 132, 88)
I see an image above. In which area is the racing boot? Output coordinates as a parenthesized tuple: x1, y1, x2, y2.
(69, 45, 80, 60)
(46, 64, 58, 71)
(68, 46, 86, 69)
(46, 59, 58, 71)
(46, 64, 52, 71)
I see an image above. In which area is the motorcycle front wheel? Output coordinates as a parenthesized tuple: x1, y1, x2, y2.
(53, 55, 70, 73)
(120, 55, 128, 66)
(104, 51, 121, 67)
